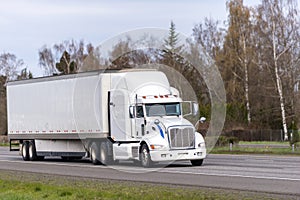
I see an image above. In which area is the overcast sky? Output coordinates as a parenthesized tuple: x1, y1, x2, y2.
(1, 0, 260, 76)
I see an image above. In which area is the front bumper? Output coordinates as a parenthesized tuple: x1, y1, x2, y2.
(149, 147, 206, 162)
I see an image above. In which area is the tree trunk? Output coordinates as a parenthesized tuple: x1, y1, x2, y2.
(274, 63, 288, 139)
(272, 19, 288, 139)
(242, 36, 251, 124)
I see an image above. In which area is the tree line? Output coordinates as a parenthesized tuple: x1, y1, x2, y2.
(1, 0, 300, 138)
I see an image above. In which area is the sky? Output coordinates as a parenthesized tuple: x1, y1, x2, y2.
(0, 0, 261, 76)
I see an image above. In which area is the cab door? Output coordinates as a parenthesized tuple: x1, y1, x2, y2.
(134, 105, 145, 138)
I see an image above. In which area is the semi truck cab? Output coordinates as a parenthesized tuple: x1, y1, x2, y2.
(109, 71, 206, 167)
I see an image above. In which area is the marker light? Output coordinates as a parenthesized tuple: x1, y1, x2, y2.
(150, 144, 164, 150)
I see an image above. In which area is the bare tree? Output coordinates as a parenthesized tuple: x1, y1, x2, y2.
(109, 38, 132, 68)
(38, 47, 56, 75)
(17, 68, 33, 80)
(0, 53, 24, 81)
(225, 0, 255, 124)
(255, 0, 300, 138)
(0, 76, 7, 135)
(38, 40, 94, 75)
(208, 0, 255, 125)
(192, 17, 225, 60)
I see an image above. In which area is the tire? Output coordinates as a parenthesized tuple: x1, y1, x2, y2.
(21, 141, 29, 161)
(90, 143, 100, 165)
(28, 141, 38, 161)
(191, 159, 204, 166)
(99, 142, 112, 166)
(140, 144, 152, 168)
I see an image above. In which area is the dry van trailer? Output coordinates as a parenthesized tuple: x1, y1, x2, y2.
(8, 70, 119, 161)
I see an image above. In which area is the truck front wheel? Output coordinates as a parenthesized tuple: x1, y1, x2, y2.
(21, 141, 29, 161)
(140, 144, 152, 168)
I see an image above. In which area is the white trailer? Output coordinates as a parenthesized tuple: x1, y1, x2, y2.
(7, 69, 206, 167)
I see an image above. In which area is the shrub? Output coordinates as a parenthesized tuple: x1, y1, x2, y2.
(216, 136, 239, 147)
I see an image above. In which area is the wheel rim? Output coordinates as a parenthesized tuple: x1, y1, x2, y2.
(100, 143, 109, 165)
(141, 148, 149, 166)
(91, 147, 96, 162)
(29, 145, 33, 158)
(22, 144, 27, 158)
(100, 148, 106, 163)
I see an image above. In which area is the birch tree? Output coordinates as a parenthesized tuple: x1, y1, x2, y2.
(0, 53, 24, 81)
(225, 0, 255, 124)
(255, 0, 299, 138)
(210, 0, 254, 124)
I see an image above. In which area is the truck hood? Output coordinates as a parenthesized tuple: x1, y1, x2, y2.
(148, 117, 193, 131)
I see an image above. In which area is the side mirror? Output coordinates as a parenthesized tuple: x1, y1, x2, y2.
(192, 102, 199, 116)
(129, 106, 135, 118)
(183, 101, 199, 117)
(199, 117, 206, 123)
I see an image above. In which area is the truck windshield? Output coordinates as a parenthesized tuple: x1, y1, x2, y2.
(145, 103, 181, 117)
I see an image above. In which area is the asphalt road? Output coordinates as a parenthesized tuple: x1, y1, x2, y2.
(0, 146, 299, 196)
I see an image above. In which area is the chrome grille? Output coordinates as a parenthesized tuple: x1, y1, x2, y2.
(168, 127, 195, 149)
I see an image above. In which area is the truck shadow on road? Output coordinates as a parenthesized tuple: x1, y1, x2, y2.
(39, 158, 195, 168)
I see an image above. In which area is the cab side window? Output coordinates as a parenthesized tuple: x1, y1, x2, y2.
(136, 106, 144, 118)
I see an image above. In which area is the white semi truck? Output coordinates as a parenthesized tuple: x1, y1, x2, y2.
(7, 69, 206, 167)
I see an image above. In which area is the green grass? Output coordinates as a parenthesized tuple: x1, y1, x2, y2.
(211, 145, 300, 155)
(239, 141, 290, 145)
(0, 170, 288, 200)
(0, 143, 9, 147)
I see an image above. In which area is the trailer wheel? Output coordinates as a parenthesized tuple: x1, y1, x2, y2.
(90, 143, 100, 165)
(190, 159, 204, 166)
(140, 144, 152, 168)
(21, 141, 30, 161)
(99, 142, 112, 166)
(28, 141, 38, 161)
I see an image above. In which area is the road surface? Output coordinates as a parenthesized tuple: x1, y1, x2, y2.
(0, 146, 299, 196)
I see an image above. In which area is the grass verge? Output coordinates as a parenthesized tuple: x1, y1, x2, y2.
(0, 170, 293, 200)
(211, 145, 300, 155)
(238, 141, 290, 145)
